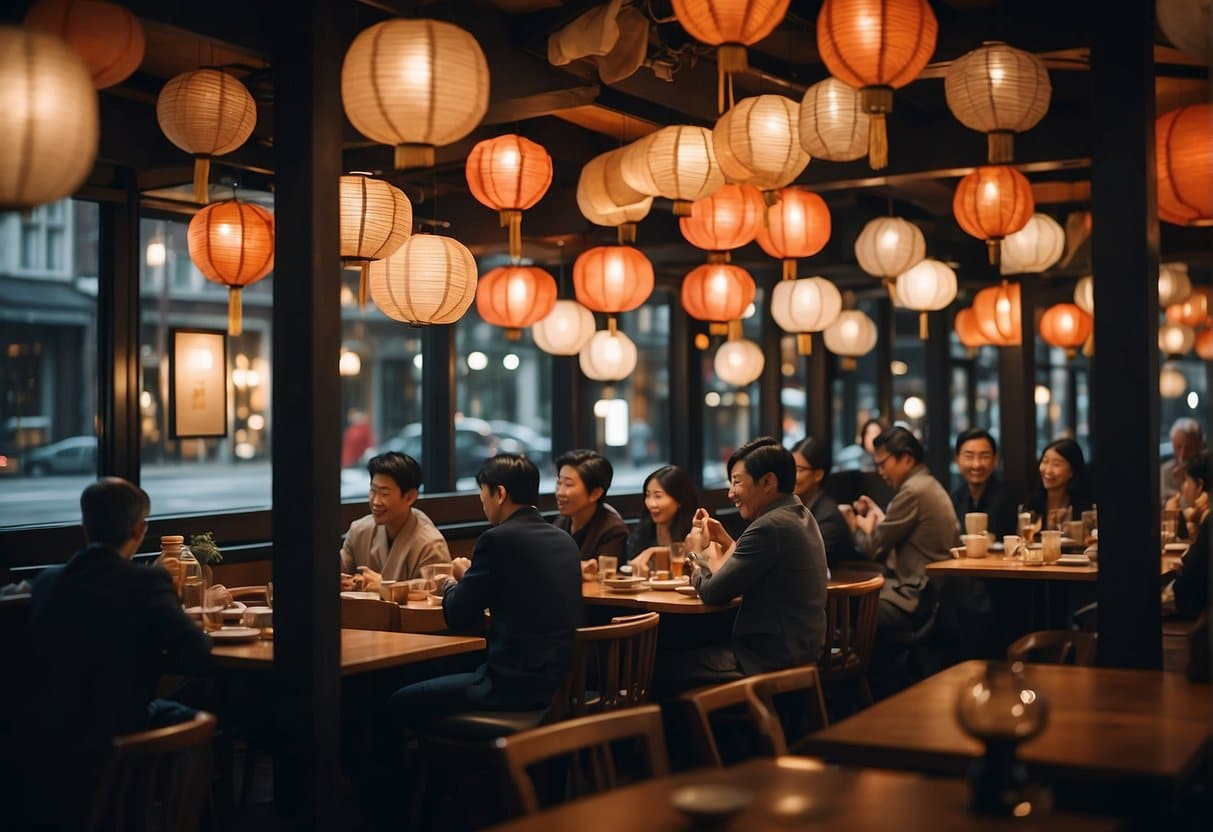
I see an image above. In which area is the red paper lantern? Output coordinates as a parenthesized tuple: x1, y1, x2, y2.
(679, 184, 764, 255)
(1156, 104, 1213, 227)
(1039, 302, 1093, 358)
(1166, 287, 1211, 328)
(755, 187, 832, 279)
(971, 282, 1022, 346)
(681, 263, 756, 330)
(466, 134, 553, 259)
(954, 307, 988, 352)
(475, 265, 558, 339)
(953, 165, 1035, 265)
(187, 198, 275, 335)
(24, 0, 145, 89)
(573, 246, 654, 316)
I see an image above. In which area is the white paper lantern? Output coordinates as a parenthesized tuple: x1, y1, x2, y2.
(1159, 322, 1195, 355)
(895, 258, 957, 338)
(532, 300, 596, 355)
(1159, 262, 1193, 307)
(854, 217, 926, 282)
(823, 309, 878, 370)
(714, 338, 765, 386)
(799, 77, 869, 162)
(1160, 364, 1188, 398)
(944, 42, 1051, 163)
(368, 235, 477, 325)
(1074, 275, 1094, 315)
(579, 329, 638, 381)
(576, 150, 652, 241)
(770, 276, 842, 354)
(712, 95, 810, 192)
(1157, 0, 1211, 62)
(619, 125, 724, 215)
(999, 213, 1065, 275)
(340, 174, 412, 305)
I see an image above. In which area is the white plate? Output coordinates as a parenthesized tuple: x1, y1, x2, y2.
(648, 579, 686, 591)
(208, 626, 261, 642)
(669, 784, 752, 821)
(675, 586, 699, 597)
(340, 591, 381, 600)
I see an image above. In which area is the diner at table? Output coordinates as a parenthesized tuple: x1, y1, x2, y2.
(950, 428, 1021, 539)
(790, 435, 857, 570)
(552, 448, 629, 575)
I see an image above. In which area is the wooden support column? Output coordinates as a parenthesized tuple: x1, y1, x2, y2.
(924, 309, 951, 479)
(876, 299, 893, 422)
(1090, 0, 1161, 669)
(271, 1, 343, 826)
(550, 355, 583, 456)
(998, 279, 1036, 499)
(670, 306, 705, 489)
(805, 333, 831, 448)
(421, 325, 455, 492)
(759, 298, 783, 441)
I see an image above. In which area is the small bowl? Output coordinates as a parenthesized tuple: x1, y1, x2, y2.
(669, 784, 752, 823)
(604, 576, 645, 588)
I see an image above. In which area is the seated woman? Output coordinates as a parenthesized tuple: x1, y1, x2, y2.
(1168, 452, 1210, 620)
(553, 449, 628, 574)
(790, 436, 856, 570)
(1022, 437, 1094, 527)
(627, 464, 699, 575)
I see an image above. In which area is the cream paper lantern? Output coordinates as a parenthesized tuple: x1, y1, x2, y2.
(579, 327, 638, 381)
(342, 19, 489, 169)
(799, 77, 870, 162)
(823, 309, 878, 370)
(712, 95, 810, 196)
(944, 42, 1051, 163)
(576, 150, 653, 243)
(532, 300, 596, 356)
(1074, 275, 1094, 315)
(368, 235, 477, 325)
(0, 27, 98, 211)
(714, 337, 766, 386)
(1160, 364, 1188, 398)
(894, 258, 957, 338)
(1159, 322, 1196, 355)
(854, 216, 925, 295)
(770, 276, 842, 354)
(619, 125, 724, 215)
(1157, 0, 1211, 62)
(340, 174, 412, 306)
(1159, 262, 1193, 307)
(999, 213, 1065, 275)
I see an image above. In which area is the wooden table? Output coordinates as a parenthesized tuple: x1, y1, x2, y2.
(581, 575, 861, 614)
(802, 660, 1211, 787)
(397, 598, 450, 632)
(210, 628, 485, 675)
(928, 555, 1178, 582)
(488, 756, 1116, 832)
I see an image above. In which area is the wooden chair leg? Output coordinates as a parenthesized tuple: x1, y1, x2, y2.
(858, 676, 874, 707)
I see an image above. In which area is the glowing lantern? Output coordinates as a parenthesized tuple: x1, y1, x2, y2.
(466, 134, 553, 259)
(1167, 287, 1211, 327)
(954, 307, 988, 355)
(579, 327, 638, 381)
(1160, 364, 1188, 399)
(369, 235, 478, 326)
(1159, 322, 1196, 356)
(1156, 104, 1213, 227)
(475, 266, 558, 339)
(339, 349, 362, 377)
(187, 198, 275, 335)
(157, 69, 257, 204)
(799, 77, 870, 162)
(532, 300, 596, 356)
(1074, 275, 1094, 315)
(1195, 329, 1213, 361)
(1000, 213, 1065, 275)
(894, 258, 957, 339)
(1159, 262, 1193, 307)
(972, 281, 1022, 346)
(823, 309, 878, 370)
(816, 0, 938, 169)
(944, 42, 1051, 163)
(755, 188, 832, 279)
(576, 150, 653, 243)
(1157, 0, 1211, 62)
(23, 0, 145, 89)
(854, 216, 925, 294)
(619, 125, 724, 215)
(680, 184, 764, 256)
(671, 0, 790, 110)
(714, 337, 766, 386)
(0, 28, 98, 212)
(342, 19, 489, 169)
(340, 174, 412, 307)
(770, 276, 843, 354)
(712, 95, 809, 194)
(681, 263, 757, 332)
(1040, 303, 1093, 358)
(953, 165, 1035, 265)
(573, 246, 654, 321)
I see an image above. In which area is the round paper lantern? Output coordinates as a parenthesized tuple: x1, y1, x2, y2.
(1166, 287, 1211, 327)
(712, 95, 809, 193)
(1159, 322, 1196, 355)
(770, 276, 843, 354)
(466, 134, 553, 259)
(532, 300, 596, 356)
(1160, 364, 1188, 399)
(157, 69, 256, 205)
(999, 213, 1065, 275)
(799, 77, 870, 162)
(755, 188, 832, 279)
(339, 348, 362, 377)
(1159, 262, 1193, 307)
(619, 125, 724, 215)
(671, 0, 790, 109)
(368, 235, 478, 325)
(1040, 303, 1093, 358)
(944, 42, 1051, 163)
(576, 150, 652, 242)
(1156, 104, 1213, 227)
(971, 281, 1022, 346)
(0, 28, 98, 212)
(679, 184, 764, 254)
(714, 338, 766, 386)
(681, 263, 757, 330)
(816, 0, 938, 169)
(823, 309, 878, 369)
(475, 265, 558, 339)
(573, 246, 654, 316)
(895, 258, 957, 339)
(954, 307, 988, 354)
(854, 216, 925, 292)
(579, 328, 638, 381)
(187, 198, 275, 336)
(1157, 0, 1211, 62)
(1195, 329, 1213, 361)
(1073, 275, 1094, 315)
(953, 165, 1035, 265)
(23, 0, 145, 89)
(340, 174, 412, 306)
(342, 19, 489, 169)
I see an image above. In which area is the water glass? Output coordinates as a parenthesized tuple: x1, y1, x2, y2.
(669, 543, 687, 578)
(266, 580, 273, 609)
(1016, 510, 1040, 544)
(1040, 530, 1062, 563)
(1081, 509, 1098, 539)
(598, 555, 618, 583)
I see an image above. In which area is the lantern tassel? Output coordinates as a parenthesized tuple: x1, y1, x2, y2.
(502, 210, 523, 260)
(395, 143, 435, 169)
(988, 131, 1014, 164)
(617, 223, 636, 244)
(1082, 332, 1095, 357)
(607, 316, 618, 336)
(842, 357, 857, 372)
(506, 328, 522, 341)
(716, 45, 746, 114)
(359, 264, 369, 308)
(919, 312, 928, 340)
(193, 157, 210, 204)
(709, 322, 728, 336)
(884, 278, 897, 304)
(797, 333, 812, 355)
(987, 240, 1000, 267)
(228, 287, 243, 336)
(726, 319, 742, 341)
(707, 252, 731, 264)
(672, 200, 692, 217)
(782, 260, 796, 281)
(868, 114, 888, 170)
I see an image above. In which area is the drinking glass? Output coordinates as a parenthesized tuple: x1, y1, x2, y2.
(1016, 509, 1040, 545)
(598, 555, 618, 582)
(266, 580, 274, 609)
(669, 543, 687, 578)
(1161, 508, 1180, 544)
(1040, 530, 1062, 563)
(1080, 509, 1098, 540)
(1046, 506, 1071, 532)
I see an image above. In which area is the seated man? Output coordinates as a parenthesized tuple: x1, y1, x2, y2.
(679, 437, 828, 683)
(23, 478, 214, 829)
(340, 451, 451, 592)
(950, 427, 1019, 538)
(391, 454, 583, 725)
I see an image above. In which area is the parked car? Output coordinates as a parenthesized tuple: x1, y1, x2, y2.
(487, 420, 552, 468)
(23, 435, 97, 477)
(364, 417, 499, 482)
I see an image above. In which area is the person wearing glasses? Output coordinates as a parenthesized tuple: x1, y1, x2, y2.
(790, 436, 856, 570)
(950, 428, 1020, 537)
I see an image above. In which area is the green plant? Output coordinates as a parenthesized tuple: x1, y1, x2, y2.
(189, 531, 222, 565)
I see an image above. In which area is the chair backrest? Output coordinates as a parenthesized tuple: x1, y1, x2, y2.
(1007, 630, 1098, 666)
(87, 711, 217, 832)
(341, 595, 402, 632)
(820, 574, 884, 673)
(226, 585, 269, 604)
(556, 612, 659, 718)
(495, 704, 668, 816)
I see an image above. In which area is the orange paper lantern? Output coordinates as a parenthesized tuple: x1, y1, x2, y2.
(679, 183, 764, 255)
(755, 188, 832, 279)
(953, 165, 1035, 265)
(573, 246, 654, 317)
(1156, 104, 1213, 227)
(475, 265, 558, 339)
(971, 281, 1022, 346)
(24, 0, 145, 89)
(1195, 330, 1213, 362)
(187, 198, 275, 335)
(672, 0, 790, 110)
(954, 307, 988, 353)
(681, 262, 756, 330)
(1039, 302, 1093, 358)
(1166, 287, 1212, 328)
(466, 134, 554, 258)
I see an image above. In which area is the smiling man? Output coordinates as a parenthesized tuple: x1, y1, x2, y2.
(950, 428, 1019, 537)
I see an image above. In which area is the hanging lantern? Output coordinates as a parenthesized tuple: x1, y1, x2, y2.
(953, 165, 1035, 265)
(573, 245, 654, 324)
(342, 19, 489, 169)
(1157, 0, 1211, 62)
(1159, 262, 1193, 308)
(770, 276, 842, 354)
(971, 281, 1022, 346)
(0, 28, 98, 212)
(532, 300, 596, 356)
(576, 150, 653, 243)
(854, 216, 925, 295)
(187, 198, 275, 336)
(157, 69, 256, 205)
(679, 184, 764, 256)
(799, 77, 870, 162)
(1074, 275, 1094, 315)
(1040, 303, 1093, 359)
(671, 0, 790, 111)
(339, 348, 362, 377)
(1160, 364, 1188, 399)
(895, 258, 957, 339)
(999, 213, 1065, 275)
(715, 337, 766, 386)
(823, 309, 878, 370)
(340, 174, 412, 307)
(944, 42, 1051, 163)
(1156, 104, 1213, 227)
(816, 0, 938, 169)
(1195, 329, 1213, 361)
(755, 188, 832, 280)
(579, 327, 638, 381)
(475, 265, 558, 340)
(954, 307, 988, 356)
(23, 0, 145, 89)
(1159, 322, 1196, 356)
(1166, 287, 1211, 327)
(681, 263, 757, 333)
(712, 95, 810, 195)
(368, 235, 478, 325)
(466, 134, 553, 259)
(619, 125, 724, 215)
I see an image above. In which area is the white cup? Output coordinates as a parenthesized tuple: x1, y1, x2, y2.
(1003, 535, 1024, 557)
(961, 534, 989, 559)
(1041, 530, 1062, 563)
(964, 512, 989, 536)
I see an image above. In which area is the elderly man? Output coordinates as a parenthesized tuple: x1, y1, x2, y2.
(1163, 418, 1205, 505)
(950, 427, 1019, 538)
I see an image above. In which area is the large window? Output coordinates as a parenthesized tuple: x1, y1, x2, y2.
(830, 298, 881, 471)
(703, 292, 763, 486)
(1034, 343, 1091, 458)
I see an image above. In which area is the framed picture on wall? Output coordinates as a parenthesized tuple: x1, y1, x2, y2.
(169, 328, 228, 439)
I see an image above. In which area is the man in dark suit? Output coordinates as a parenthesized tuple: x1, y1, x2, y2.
(23, 477, 213, 829)
(391, 454, 583, 723)
(950, 427, 1020, 538)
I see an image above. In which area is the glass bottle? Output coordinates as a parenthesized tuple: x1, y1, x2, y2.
(180, 544, 205, 611)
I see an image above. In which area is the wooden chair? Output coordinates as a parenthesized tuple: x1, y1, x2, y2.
(87, 711, 217, 832)
(820, 573, 884, 707)
(555, 612, 660, 717)
(1006, 630, 1098, 666)
(340, 595, 402, 632)
(494, 704, 669, 817)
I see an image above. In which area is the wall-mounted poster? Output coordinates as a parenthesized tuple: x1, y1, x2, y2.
(170, 329, 228, 439)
